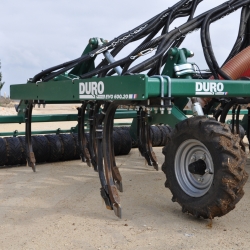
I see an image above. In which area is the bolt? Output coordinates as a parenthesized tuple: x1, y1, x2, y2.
(205, 168, 214, 175)
(198, 177, 204, 182)
(154, 108, 158, 114)
(191, 154, 196, 162)
(160, 108, 164, 114)
(167, 107, 172, 114)
(189, 51, 194, 57)
(200, 153, 206, 160)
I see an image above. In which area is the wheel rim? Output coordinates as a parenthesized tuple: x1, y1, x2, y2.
(175, 139, 214, 197)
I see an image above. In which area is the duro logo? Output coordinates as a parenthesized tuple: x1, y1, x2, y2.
(195, 82, 228, 96)
(79, 81, 105, 99)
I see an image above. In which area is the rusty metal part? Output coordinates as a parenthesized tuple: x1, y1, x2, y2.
(236, 105, 241, 135)
(137, 108, 151, 165)
(77, 102, 91, 166)
(105, 103, 123, 192)
(25, 101, 36, 172)
(95, 102, 114, 211)
(137, 108, 158, 170)
(88, 102, 99, 171)
(145, 119, 158, 170)
(103, 101, 122, 217)
(231, 105, 236, 134)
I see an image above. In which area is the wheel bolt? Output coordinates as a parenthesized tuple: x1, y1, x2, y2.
(200, 154, 206, 160)
(198, 177, 204, 182)
(191, 155, 196, 162)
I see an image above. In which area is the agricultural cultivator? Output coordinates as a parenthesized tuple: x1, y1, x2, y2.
(2, 0, 250, 219)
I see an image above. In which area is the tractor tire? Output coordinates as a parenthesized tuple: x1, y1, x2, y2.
(150, 126, 162, 146)
(229, 124, 245, 139)
(32, 136, 50, 163)
(59, 134, 76, 161)
(113, 130, 121, 156)
(0, 138, 7, 166)
(116, 129, 132, 155)
(18, 136, 28, 165)
(157, 125, 169, 146)
(45, 135, 63, 162)
(161, 125, 172, 146)
(72, 133, 81, 160)
(5, 137, 23, 165)
(162, 116, 248, 219)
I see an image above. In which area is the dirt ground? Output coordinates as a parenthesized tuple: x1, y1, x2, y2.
(0, 105, 250, 250)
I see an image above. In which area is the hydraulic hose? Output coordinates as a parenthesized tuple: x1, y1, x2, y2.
(198, 45, 250, 107)
(31, 0, 250, 82)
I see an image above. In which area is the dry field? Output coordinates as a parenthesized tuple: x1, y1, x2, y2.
(0, 105, 250, 250)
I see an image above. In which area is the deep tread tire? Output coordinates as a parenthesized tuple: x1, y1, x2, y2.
(59, 134, 76, 161)
(0, 138, 7, 166)
(32, 136, 50, 163)
(160, 125, 172, 146)
(5, 137, 23, 165)
(113, 130, 121, 156)
(162, 116, 248, 219)
(72, 133, 81, 160)
(45, 135, 63, 162)
(18, 136, 28, 165)
(150, 126, 162, 147)
(229, 124, 245, 139)
(116, 129, 132, 155)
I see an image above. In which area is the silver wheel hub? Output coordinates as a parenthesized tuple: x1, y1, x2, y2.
(175, 139, 214, 197)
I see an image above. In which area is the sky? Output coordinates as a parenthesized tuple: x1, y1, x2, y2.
(0, 0, 242, 96)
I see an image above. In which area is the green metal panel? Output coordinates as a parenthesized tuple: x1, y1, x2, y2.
(148, 106, 187, 127)
(0, 114, 77, 124)
(68, 40, 97, 76)
(0, 128, 76, 137)
(0, 111, 137, 124)
(10, 75, 250, 101)
(147, 78, 250, 98)
(10, 75, 147, 101)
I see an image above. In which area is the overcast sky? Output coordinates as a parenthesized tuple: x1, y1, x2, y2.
(0, 0, 241, 96)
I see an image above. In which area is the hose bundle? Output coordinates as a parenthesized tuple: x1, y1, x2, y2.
(30, 0, 250, 83)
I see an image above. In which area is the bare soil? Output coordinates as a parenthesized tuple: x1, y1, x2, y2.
(0, 105, 250, 250)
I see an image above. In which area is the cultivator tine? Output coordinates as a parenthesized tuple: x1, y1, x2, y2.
(95, 104, 111, 208)
(103, 102, 122, 217)
(25, 101, 36, 172)
(137, 108, 158, 170)
(248, 107, 250, 143)
(106, 102, 123, 192)
(232, 105, 236, 134)
(77, 102, 91, 166)
(108, 105, 123, 192)
(146, 122, 158, 170)
(95, 103, 114, 208)
(88, 102, 99, 171)
(137, 108, 151, 164)
(236, 105, 241, 135)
